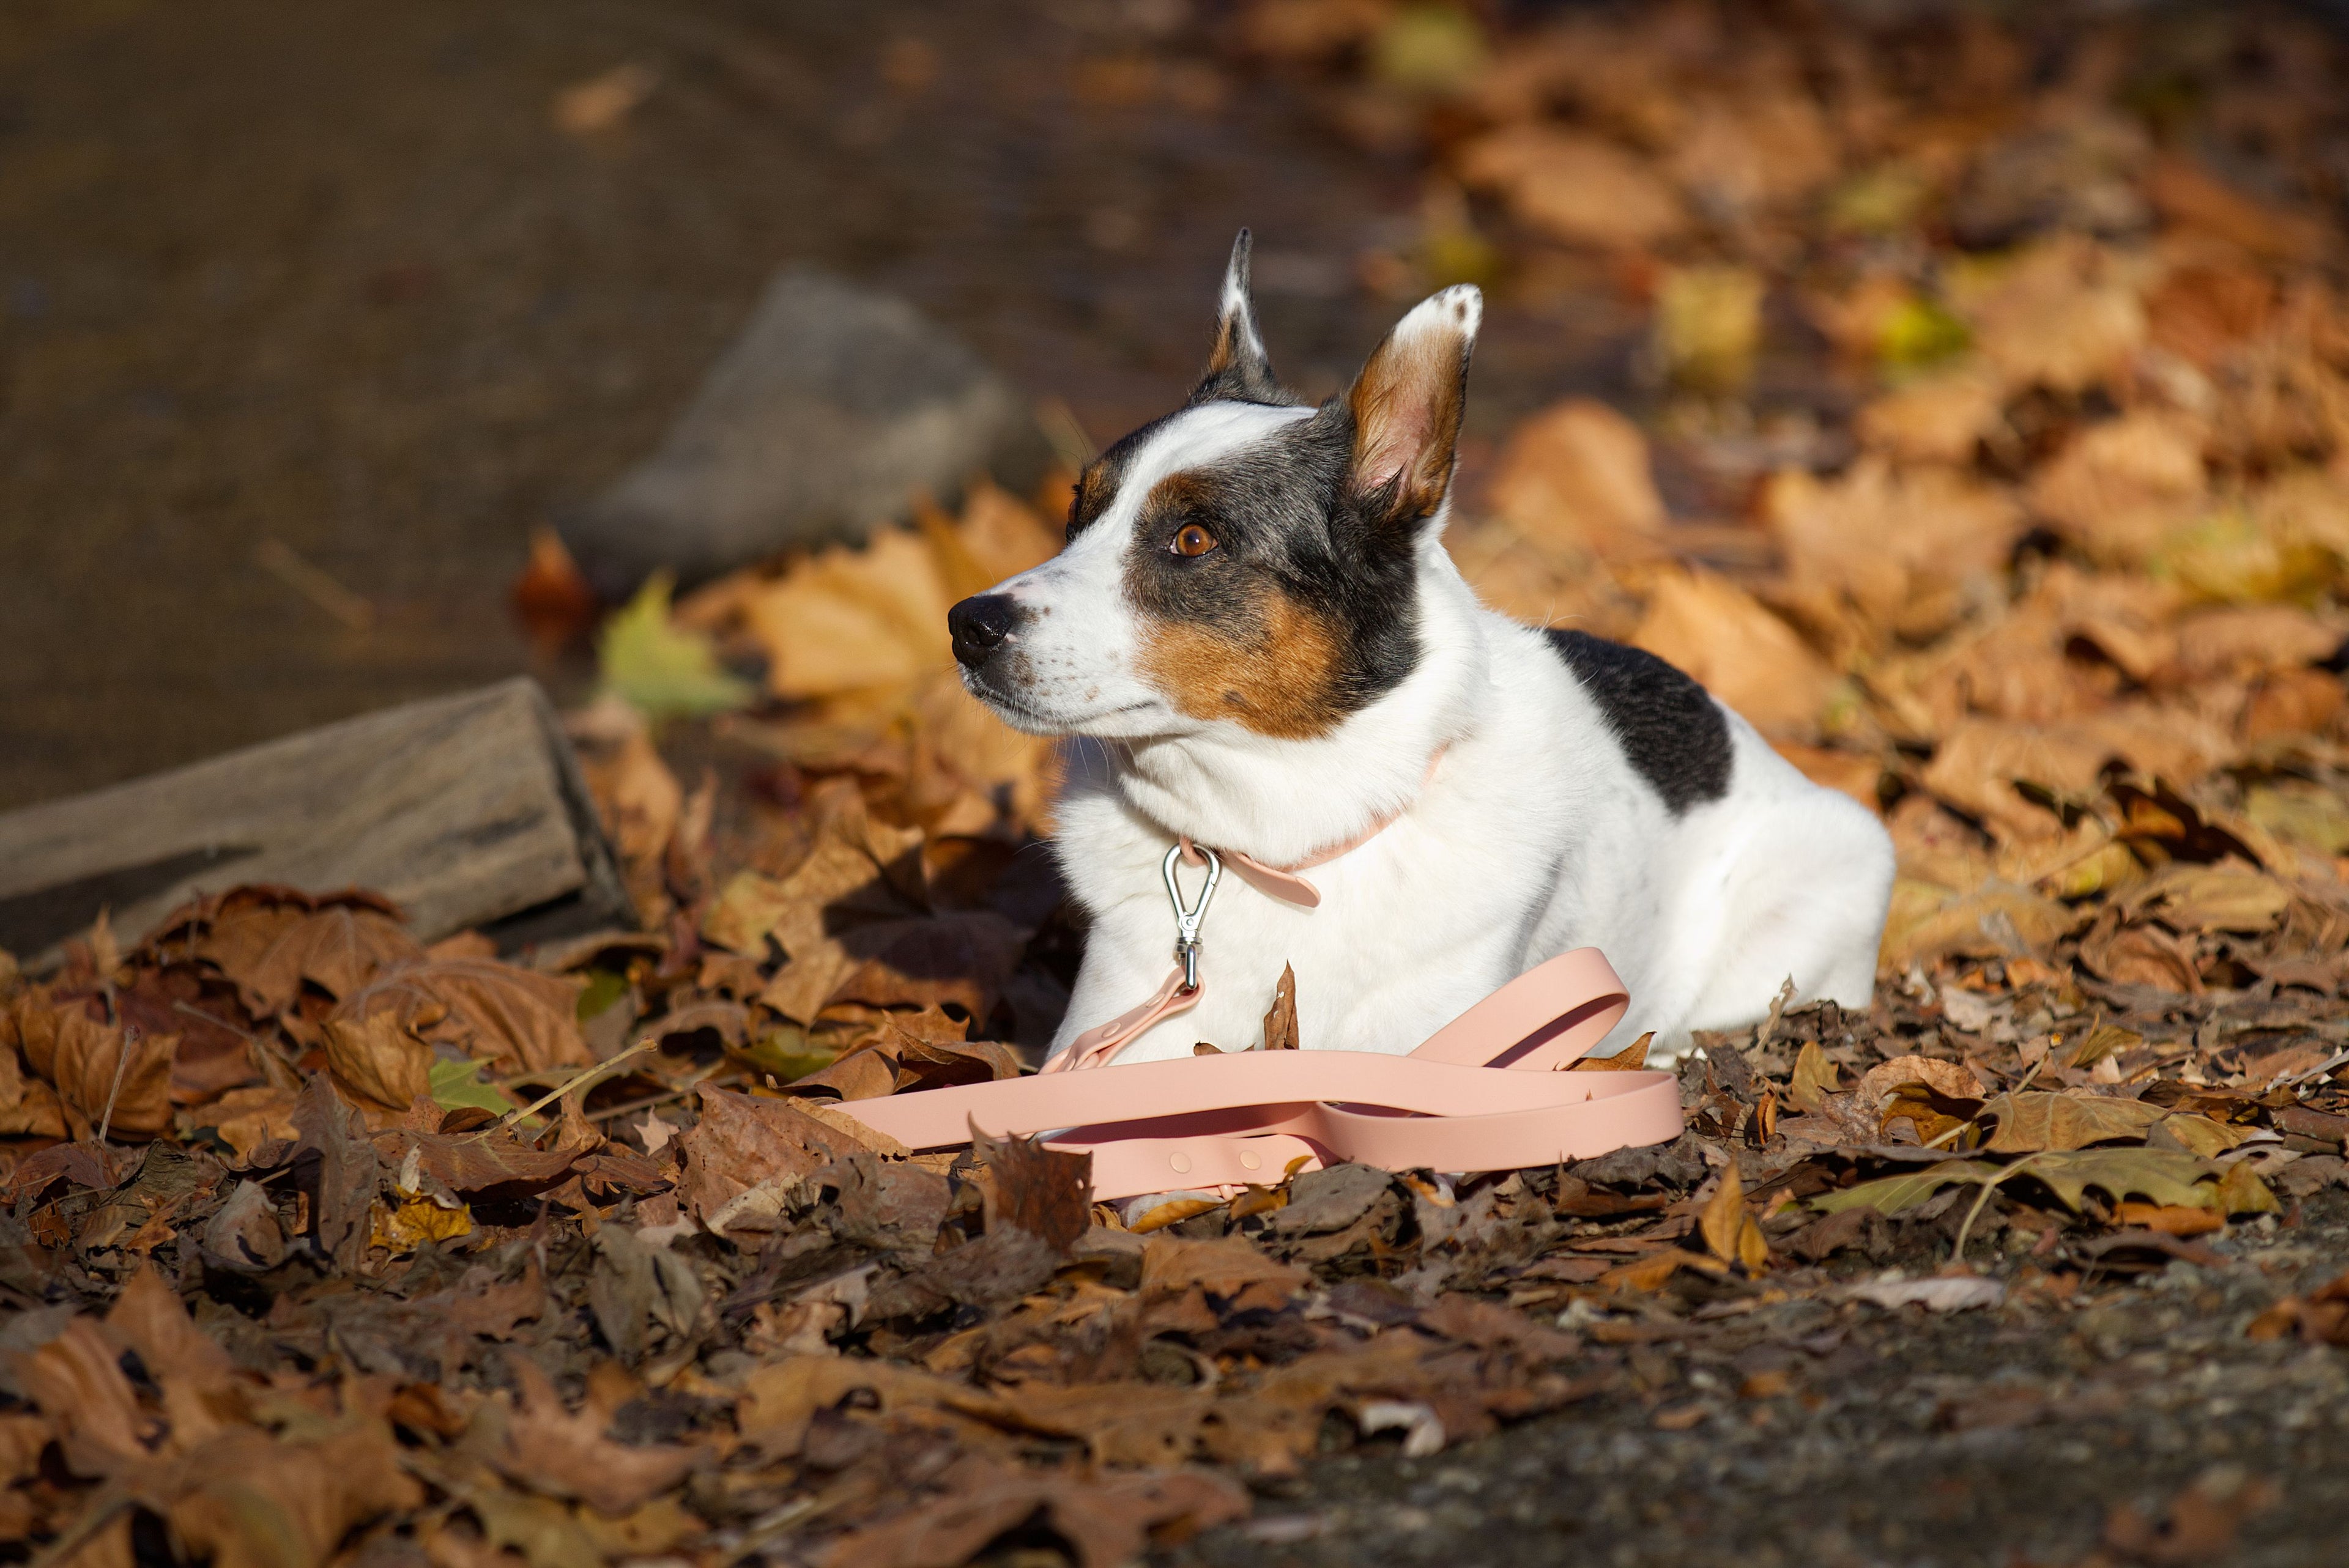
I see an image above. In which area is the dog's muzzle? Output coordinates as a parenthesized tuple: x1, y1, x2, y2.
(948, 593, 1019, 670)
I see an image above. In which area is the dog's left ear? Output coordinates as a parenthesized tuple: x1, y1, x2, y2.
(1343, 284, 1482, 533)
(1192, 229, 1282, 404)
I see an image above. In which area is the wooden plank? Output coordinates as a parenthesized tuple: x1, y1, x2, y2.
(0, 678, 633, 958)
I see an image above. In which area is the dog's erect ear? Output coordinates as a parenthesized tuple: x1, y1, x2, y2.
(1343, 284, 1481, 532)
(1191, 229, 1282, 405)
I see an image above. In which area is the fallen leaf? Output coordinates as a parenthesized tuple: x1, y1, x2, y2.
(334, 957, 590, 1075)
(2026, 410, 2208, 568)
(321, 1011, 434, 1111)
(1261, 963, 1299, 1052)
(822, 1468, 1249, 1568)
(1630, 568, 1836, 739)
(1653, 264, 1764, 392)
(1454, 126, 1688, 250)
(1981, 1091, 2168, 1153)
(1788, 1041, 1841, 1112)
(1487, 398, 1666, 557)
(677, 1085, 883, 1226)
(598, 572, 755, 720)
(13, 1000, 174, 1139)
(1854, 1055, 1985, 1111)
(490, 1357, 699, 1514)
(291, 1071, 382, 1271)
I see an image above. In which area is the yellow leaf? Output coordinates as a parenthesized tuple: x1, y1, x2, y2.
(2216, 1159, 2279, 1216)
(1735, 1213, 1771, 1274)
(1789, 1041, 1841, 1113)
(1981, 1091, 2166, 1153)
(1654, 265, 1764, 392)
(1572, 1032, 1653, 1072)
(596, 572, 755, 720)
(1130, 1198, 1225, 1234)
(1699, 1164, 1746, 1265)
(2161, 1115, 2252, 1158)
(371, 1194, 473, 1256)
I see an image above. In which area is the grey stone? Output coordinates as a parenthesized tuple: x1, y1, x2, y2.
(565, 267, 1052, 596)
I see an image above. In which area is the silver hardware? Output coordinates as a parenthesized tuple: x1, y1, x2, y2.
(1161, 843, 1222, 992)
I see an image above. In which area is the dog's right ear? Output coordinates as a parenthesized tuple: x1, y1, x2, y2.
(1190, 229, 1282, 405)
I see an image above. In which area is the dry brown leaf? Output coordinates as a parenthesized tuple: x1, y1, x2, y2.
(1880, 878, 2077, 969)
(1454, 125, 1688, 250)
(1666, 92, 1836, 218)
(2172, 604, 2345, 681)
(990, 1380, 1215, 1468)
(1789, 1041, 1841, 1112)
(2148, 154, 2329, 265)
(1982, 1091, 2168, 1153)
(736, 1355, 1018, 1457)
(726, 527, 954, 700)
(1630, 568, 1835, 739)
(2243, 668, 2346, 742)
(1854, 1055, 1985, 1111)
(2080, 917, 2204, 993)
(333, 957, 589, 1075)
(1763, 459, 2024, 631)
(1854, 367, 2007, 464)
(1486, 399, 1666, 556)
(196, 1085, 301, 1160)
(490, 1357, 699, 1515)
(2127, 862, 2292, 934)
(1918, 719, 2115, 842)
(974, 1129, 1092, 1252)
(0, 1037, 67, 1138)
(198, 901, 422, 1018)
(1573, 1031, 1653, 1071)
(12, 1317, 152, 1474)
(1956, 237, 2147, 397)
(677, 1085, 885, 1224)
(13, 999, 174, 1139)
(1699, 1163, 1746, 1264)
(2026, 410, 2210, 567)
(321, 1011, 434, 1111)
(568, 695, 685, 919)
(1262, 963, 1300, 1052)
(157, 1411, 424, 1568)
(823, 1468, 1250, 1568)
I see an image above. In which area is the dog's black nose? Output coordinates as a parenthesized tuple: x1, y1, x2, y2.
(948, 594, 1019, 668)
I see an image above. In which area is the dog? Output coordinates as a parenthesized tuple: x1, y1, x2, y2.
(948, 232, 1894, 1068)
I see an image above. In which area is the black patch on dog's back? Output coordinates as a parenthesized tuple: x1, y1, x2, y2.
(1544, 630, 1732, 813)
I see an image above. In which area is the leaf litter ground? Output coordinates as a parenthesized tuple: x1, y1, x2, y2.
(28, 2, 2349, 1564)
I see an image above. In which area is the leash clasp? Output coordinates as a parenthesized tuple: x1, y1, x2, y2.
(1161, 843, 1222, 992)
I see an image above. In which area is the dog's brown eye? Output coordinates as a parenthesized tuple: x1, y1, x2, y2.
(1172, 523, 1217, 557)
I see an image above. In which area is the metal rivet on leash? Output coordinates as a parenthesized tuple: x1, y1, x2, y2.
(1161, 842, 1222, 993)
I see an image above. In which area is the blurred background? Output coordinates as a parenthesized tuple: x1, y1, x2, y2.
(0, 0, 1625, 810)
(8, 0, 2349, 860)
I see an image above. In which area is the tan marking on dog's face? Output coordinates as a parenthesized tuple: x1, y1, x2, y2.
(1135, 587, 1348, 739)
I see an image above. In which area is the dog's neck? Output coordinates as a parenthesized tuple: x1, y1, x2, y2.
(1104, 542, 1488, 866)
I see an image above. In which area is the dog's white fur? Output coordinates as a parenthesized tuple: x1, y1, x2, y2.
(970, 287, 1895, 1065)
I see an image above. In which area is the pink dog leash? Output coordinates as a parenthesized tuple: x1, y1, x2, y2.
(838, 946, 1683, 1201)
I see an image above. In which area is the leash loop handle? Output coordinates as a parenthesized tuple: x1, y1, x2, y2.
(1161, 843, 1222, 991)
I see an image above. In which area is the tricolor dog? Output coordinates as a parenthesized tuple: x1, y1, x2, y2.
(948, 232, 1894, 1067)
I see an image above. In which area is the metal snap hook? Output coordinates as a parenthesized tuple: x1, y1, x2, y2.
(1161, 842, 1222, 992)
